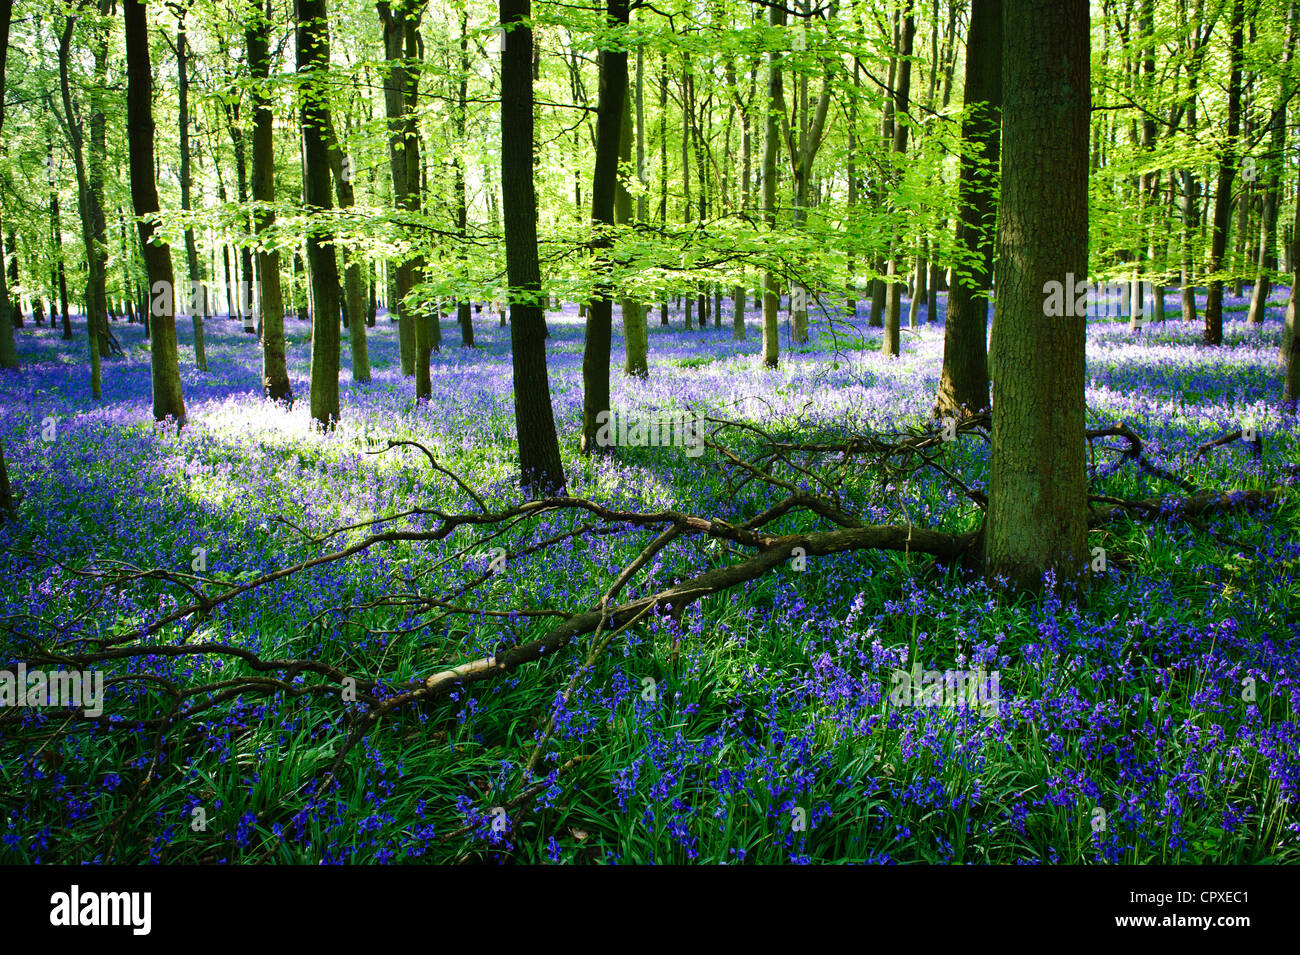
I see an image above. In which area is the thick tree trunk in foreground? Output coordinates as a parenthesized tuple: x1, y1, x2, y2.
(502, 0, 565, 495)
(246, 0, 291, 402)
(984, 0, 1089, 589)
(296, 0, 341, 429)
(937, 0, 1000, 416)
(124, 0, 186, 425)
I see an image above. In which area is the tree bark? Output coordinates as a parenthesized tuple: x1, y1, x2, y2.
(501, 0, 565, 495)
(321, 114, 372, 383)
(984, 0, 1089, 590)
(936, 0, 1000, 416)
(455, 10, 474, 348)
(619, 52, 647, 378)
(1248, 1, 1296, 327)
(1203, 0, 1243, 346)
(1284, 127, 1300, 408)
(0, 0, 15, 518)
(246, 0, 292, 402)
(378, 0, 418, 377)
(580, 0, 629, 453)
(125, 0, 186, 424)
(296, 0, 341, 429)
(882, 2, 915, 358)
(761, 3, 784, 369)
(176, 20, 208, 371)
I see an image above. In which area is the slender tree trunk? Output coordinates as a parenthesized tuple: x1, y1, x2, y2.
(0, 0, 15, 370)
(657, 53, 670, 327)
(761, 3, 784, 369)
(52, 188, 71, 340)
(681, 63, 694, 331)
(379, 1, 417, 376)
(734, 55, 755, 340)
(246, 0, 291, 402)
(1284, 204, 1300, 406)
(936, 0, 1000, 415)
(455, 11, 474, 348)
(985, 0, 1090, 590)
(1249, 1, 1295, 327)
(176, 21, 208, 371)
(620, 49, 647, 378)
(125, 0, 185, 424)
(321, 115, 371, 383)
(502, 0, 565, 494)
(882, 3, 915, 358)
(58, 12, 110, 395)
(0, 0, 14, 511)
(580, 0, 629, 453)
(404, 15, 436, 372)
(296, 0, 341, 429)
(845, 60, 859, 320)
(1203, 0, 1244, 346)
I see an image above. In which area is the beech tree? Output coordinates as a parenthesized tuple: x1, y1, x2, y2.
(936, 0, 999, 417)
(297, 0, 341, 429)
(579, 0, 629, 454)
(984, 0, 1090, 588)
(124, 0, 186, 424)
(245, 0, 291, 403)
(501, 0, 564, 495)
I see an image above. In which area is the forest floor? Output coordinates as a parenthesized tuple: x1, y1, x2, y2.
(2, 289, 1298, 863)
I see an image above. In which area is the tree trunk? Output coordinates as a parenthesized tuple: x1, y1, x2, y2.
(761, 3, 784, 369)
(937, 0, 1000, 415)
(321, 115, 371, 383)
(1248, 2, 1295, 327)
(985, 0, 1089, 590)
(125, 0, 186, 424)
(501, 0, 565, 495)
(455, 11, 474, 348)
(882, 3, 915, 358)
(1284, 117, 1300, 407)
(176, 22, 208, 371)
(58, 10, 111, 395)
(246, 0, 291, 402)
(52, 188, 71, 340)
(1203, 0, 1243, 346)
(658, 53, 669, 327)
(296, 0, 341, 429)
(580, 0, 629, 454)
(0, 0, 14, 370)
(379, 1, 417, 377)
(845, 60, 859, 321)
(619, 50, 647, 378)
